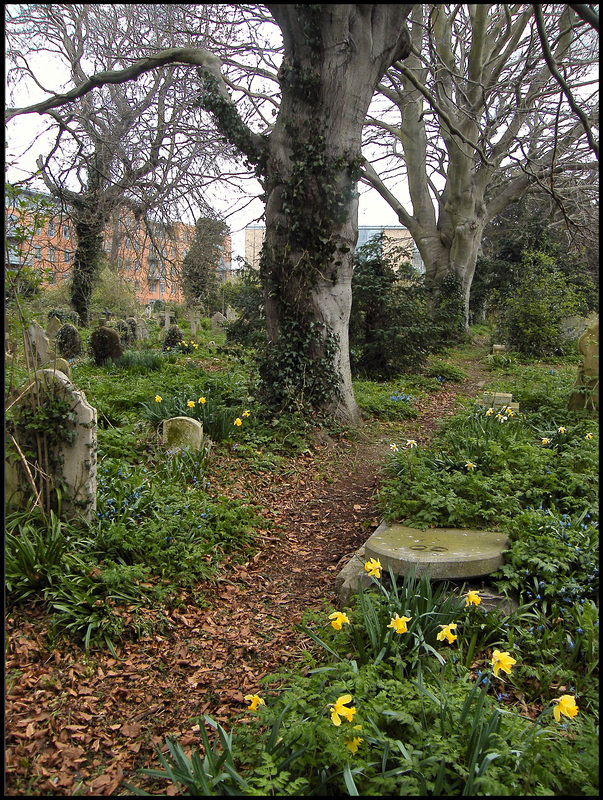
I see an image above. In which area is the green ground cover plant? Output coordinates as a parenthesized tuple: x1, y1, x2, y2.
(133, 566, 597, 796)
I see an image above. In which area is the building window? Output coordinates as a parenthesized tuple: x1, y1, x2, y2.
(134, 280, 140, 291)
(63, 225, 70, 239)
(34, 245, 42, 260)
(124, 259, 131, 271)
(159, 281, 165, 294)
(48, 247, 55, 262)
(134, 260, 140, 273)
(170, 282, 176, 295)
(125, 237, 131, 249)
(182, 248, 188, 258)
(64, 250, 72, 262)
(148, 280, 157, 293)
(48, 272, 55, 284)
(63, 272, 70, 281)
(48, 221, 55, 237)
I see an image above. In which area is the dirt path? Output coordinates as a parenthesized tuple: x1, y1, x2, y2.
(5, 360, 489, 795)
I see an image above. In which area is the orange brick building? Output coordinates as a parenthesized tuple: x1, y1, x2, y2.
(5, 187, 232, 307)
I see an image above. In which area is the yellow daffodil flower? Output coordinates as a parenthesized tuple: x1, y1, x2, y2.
(198, 397, 206, 404)
(244, 694, 265, 711)
(465, 590, 481, 607)
(491, 649, 516, 677)
(553, 694, 578, 723)
(436, 623, 458, 644)
(364, 558, 381, 578)
(330, 695, 356, 726)
(387, 614, 412, 634)
(558, 426, 566, 434)
(155, 395, 162, 403)
(187, 400, 195, 408)
(541, 437, 549, 445)
(585, 432, 593, 440)
(406, 439, 418, 448)
(243, 410, 251, 417)
(465, 461, 476, 470)
(344, 736, 363, 754)
(496, 413, 508, 423)
(486, 407, 494, 416)
(234, 418, 242, 426)
(329, 611, 350, 630)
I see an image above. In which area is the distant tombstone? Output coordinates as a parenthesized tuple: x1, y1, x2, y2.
(135, 318, 149, 340)
(210, 311, 227, 333)
(25, 321, 52, 367)
(188, 311, 202, 337)
(46, 315, 63, 340)
(103, 308, 112, 321)
(225, 306, 239, 321)
(5, 369, 97, 521)
(162, 417, 205, 452)
(491, 344, 506, 354)
(568, 320, 599, 412)
(162, 311, 172, 330)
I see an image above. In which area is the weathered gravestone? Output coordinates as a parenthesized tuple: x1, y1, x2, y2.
(5, 369, 97, 521)
(210, 311, 227, 333)
(335, 523, 511, 608)
(162, 417, 205, 452)
(188, 311, 202, 337)
(46, 315, 63, 340)
(25, 321, 52, 367)
(568, 320, 599, 411)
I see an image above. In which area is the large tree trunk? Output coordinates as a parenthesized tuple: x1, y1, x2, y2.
(260, 5, 412, 423)
(70, 204, 108, 327)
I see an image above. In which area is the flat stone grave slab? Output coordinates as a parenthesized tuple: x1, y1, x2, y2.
(364, 522, 509, 580)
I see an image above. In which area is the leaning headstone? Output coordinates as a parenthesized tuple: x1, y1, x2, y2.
(25, 321, 52, 367)
(225, 306, 239, 322)
(5, 369, 97, 521)
(162, 417, 204, 452)
(568, 320, 599, 412)
(210, 311, 227, 333)
(46, 315, 63, 340)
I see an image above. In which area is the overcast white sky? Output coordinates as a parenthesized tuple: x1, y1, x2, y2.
(6, 113, 405, 265)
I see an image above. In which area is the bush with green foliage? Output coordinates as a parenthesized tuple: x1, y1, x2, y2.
(225, 264, 266, 348)
(495, 252, 582, 356)
(88, 325, 123, 365)
(349, 234, 457, 378)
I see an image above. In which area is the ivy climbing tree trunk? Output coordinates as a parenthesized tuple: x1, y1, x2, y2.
(256, 5, 412, 423)
(70, 212, 107, 327)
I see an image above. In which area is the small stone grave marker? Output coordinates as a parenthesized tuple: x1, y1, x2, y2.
(162, 417, 204, 452)
(476, 391, 519, 413)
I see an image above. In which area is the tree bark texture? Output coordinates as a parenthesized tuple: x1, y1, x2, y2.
(260, 5, 412, 422)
